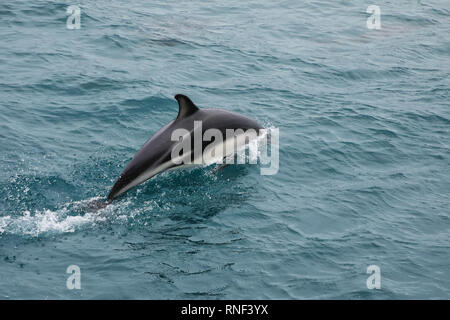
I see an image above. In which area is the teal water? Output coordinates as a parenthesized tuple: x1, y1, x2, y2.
(0, 0, 449, 299)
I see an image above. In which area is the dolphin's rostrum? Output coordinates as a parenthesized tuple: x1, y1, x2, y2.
(107, 94, 263, 200)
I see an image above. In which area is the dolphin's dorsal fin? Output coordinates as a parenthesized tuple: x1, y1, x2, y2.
(174, 94, 199, 119)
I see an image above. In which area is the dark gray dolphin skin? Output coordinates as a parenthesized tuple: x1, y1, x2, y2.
(107, 94, 263, 200)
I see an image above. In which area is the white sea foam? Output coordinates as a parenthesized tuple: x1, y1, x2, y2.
(0, 197, 109, 236)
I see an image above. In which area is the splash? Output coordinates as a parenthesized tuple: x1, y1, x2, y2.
(0, 197, 109, 236)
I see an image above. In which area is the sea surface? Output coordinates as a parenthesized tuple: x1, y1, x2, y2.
(0, 0, 449, 299)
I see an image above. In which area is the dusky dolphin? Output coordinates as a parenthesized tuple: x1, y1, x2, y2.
(107, 94, 263, 200)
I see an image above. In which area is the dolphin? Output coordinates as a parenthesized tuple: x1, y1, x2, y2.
(107, 94, 263, 200)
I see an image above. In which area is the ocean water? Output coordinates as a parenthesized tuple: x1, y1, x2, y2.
(0, 0, 449, 299)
